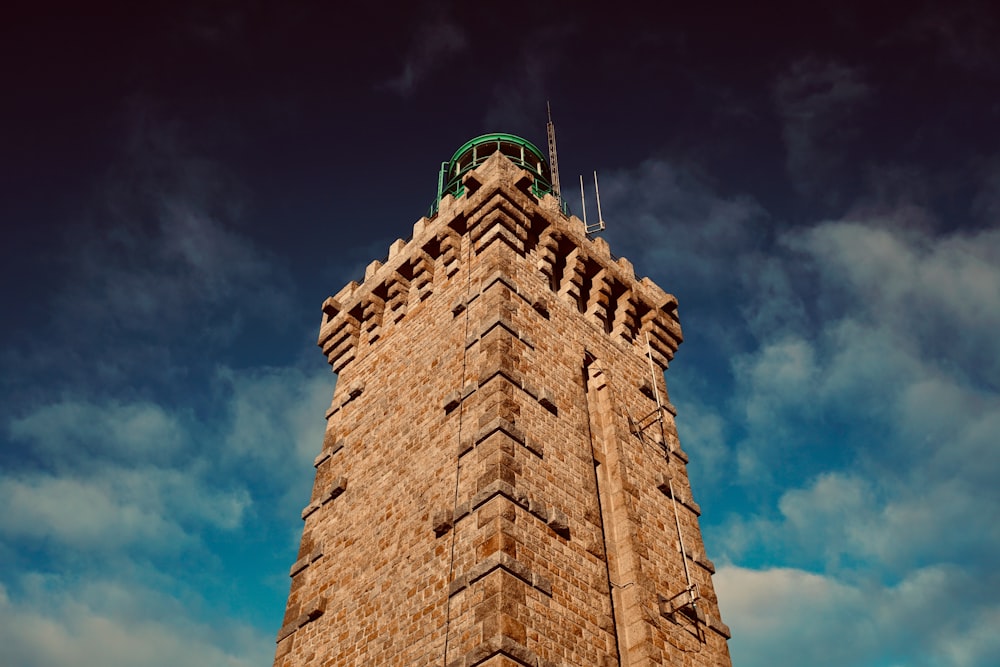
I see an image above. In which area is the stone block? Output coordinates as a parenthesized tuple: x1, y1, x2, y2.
(537, 389, 557, 414)
(433, 510, 454, 536)
(547, 507, 569, 537)
(655, 472, 672, 495)
(443, 390, 462, 412)
(322, 476, 347, 503)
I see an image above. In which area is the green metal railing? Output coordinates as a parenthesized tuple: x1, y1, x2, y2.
(428, 133, 567, 217)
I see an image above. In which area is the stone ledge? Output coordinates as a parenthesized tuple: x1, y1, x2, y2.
(672, 446, 689, 464)
(324, 381, 366, 419)
(707, 613, 732, 639)
(444, 382, 479, 414)
(537, 389, 557, 414)
(480, 270, 522, 299)
(452, 271, 550, 325)
(313, 449, 331, 468)
(301, 501, 320, 521)
(454, 634, 563, 667)
(312, 439, 344, 468)
(448, 552, 553, 599)
(655, 473, 701, 515)
(474, 418, 525, 447)
(457, 436, 545, 459)
(473, 369, 558, 419)
(546, 506, 569, 537)
(465, 313, 535, 350)
(442, 390, 462, 413)
(688, 547, 716, 574)
(288, 544, 324, 577)
(321, 476, 348, 504)
(658, 591, 705, 624)
(440, 481, 567, 539)
(432, 510, 453, 537)
(275, 598, 326, 643)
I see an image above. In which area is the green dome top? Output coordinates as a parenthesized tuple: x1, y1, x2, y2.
(430, 133, 557, 216)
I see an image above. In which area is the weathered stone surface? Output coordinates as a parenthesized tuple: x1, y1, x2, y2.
(273, 147, 730, 667)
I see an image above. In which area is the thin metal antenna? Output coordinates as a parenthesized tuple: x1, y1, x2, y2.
(581, 172, 605, 235)
(593, 171, 606, 232)
(546, 102, 562, 197)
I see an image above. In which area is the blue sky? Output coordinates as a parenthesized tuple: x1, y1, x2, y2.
(2, 2, 999, 666)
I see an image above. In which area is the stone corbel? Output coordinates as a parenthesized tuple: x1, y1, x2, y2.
(585, 268, 614, 330)
(318, 297, 360, 373)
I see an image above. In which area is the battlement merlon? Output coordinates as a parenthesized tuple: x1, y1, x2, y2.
(317, 150, 682, 373)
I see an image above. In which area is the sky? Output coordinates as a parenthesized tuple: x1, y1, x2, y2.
(2, 1, 999, 666)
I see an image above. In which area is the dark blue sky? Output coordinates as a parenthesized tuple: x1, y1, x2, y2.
(3, 2, 999, 666)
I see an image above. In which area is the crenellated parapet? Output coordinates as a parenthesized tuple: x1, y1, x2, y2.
(317, 150, 683, 373)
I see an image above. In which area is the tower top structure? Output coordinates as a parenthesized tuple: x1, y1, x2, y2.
(431, 133, 560, 216)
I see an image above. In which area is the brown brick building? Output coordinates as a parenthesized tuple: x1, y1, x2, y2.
(274, 134, 732, 666)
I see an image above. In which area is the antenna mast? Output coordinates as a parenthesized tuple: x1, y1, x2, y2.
(546, 102, 608, 236)
(579, 171, 606, 235)
(592, 171, 606, 232)
(546, 102, 562, 197)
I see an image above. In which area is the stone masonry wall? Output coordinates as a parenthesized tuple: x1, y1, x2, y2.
(274, 151, 731, 667)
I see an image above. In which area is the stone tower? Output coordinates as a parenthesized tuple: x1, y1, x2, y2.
(274, 134, 732, 667)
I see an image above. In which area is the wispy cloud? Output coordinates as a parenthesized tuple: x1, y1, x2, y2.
(596, 151, 1000, 667)
(0, 365, 330, 661)
(380, 13, 467, 96)
(602, 158, 767, 299)
(3, 103, 292, 398)
(0, 108, 328, 666)
(774, 58, 871, 201)
(715, 217, 1000, 665)
(482, 23, 576, 132)
(903, 1, 1000, 74)
(82, 105, 286, 337)
(0, 577, 270, 667)
(716, 565, 1000, 667)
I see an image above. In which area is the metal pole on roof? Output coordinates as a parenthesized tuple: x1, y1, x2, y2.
(594, 171, 606, 231)
(546, 102, 562, 196)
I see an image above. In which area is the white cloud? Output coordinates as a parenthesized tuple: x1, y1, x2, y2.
(0, 105, 324, 667)
(603, 158, 767, 303)
(716, 564, 1000, 667)
(736, 336, 818, 419)
(695, 200, 1000, 667)
(730, 212, 1000, 472)
(0, 364, 331, 554)
(602, 165, 1000, 643)
(673, 397, 732, 489)
(9, 400, 186, 465)
(0, 578, 270, 667)
(218, 365, 331, 469)
(0, 473, 186, 551)
(0, 465, 249, 552)
(739, 252, 810, 339)
(0, 362, 330, 667)
(215, 365, 332, 515)
(788, 221, 1000, 385)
